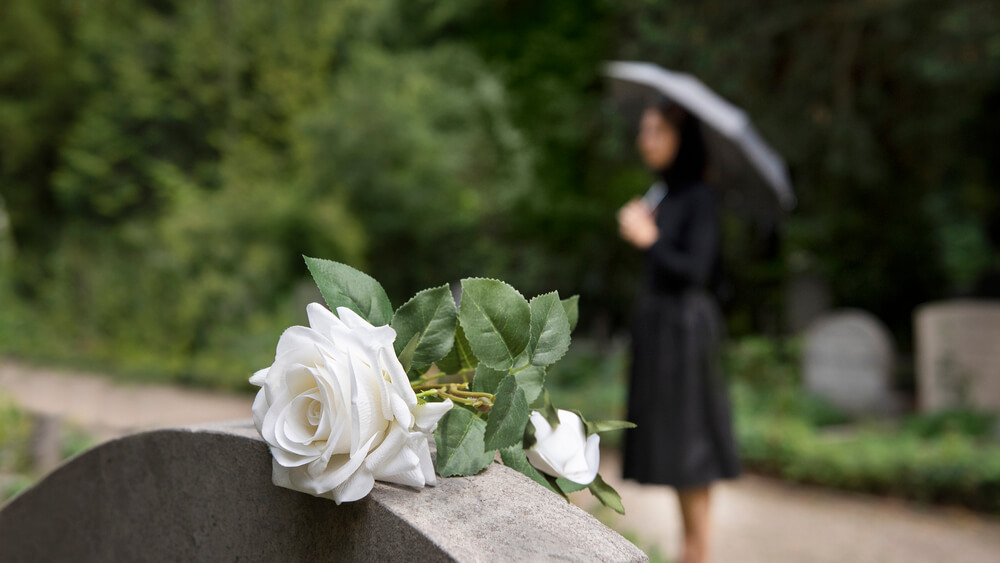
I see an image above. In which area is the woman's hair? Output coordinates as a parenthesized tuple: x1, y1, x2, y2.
(649, 95, 708, 186)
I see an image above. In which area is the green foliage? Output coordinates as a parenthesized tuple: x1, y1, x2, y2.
(0, 395, 32, 474)
(391, 285, 458, 373)
(0, 395, 97, 503)
(902, 409, 997, 440)
(585, 420, 636, 435)
(4, 0, 1000, 388)
(725, 336, 802, 387)
(561, 296, 580, 333)
(500, 445, 558, 493)
(734, 381, 1000, 513)
(435, 324, 478, 377)
(471, 364, 506, 395)
(458, 279, 531, 371)
(295, 43, 535, 302)
(514, 366, 546, 406)
(305, 256, 395, 327)
(526, 292, 572, 367)
(483, 375, 530, 451)
(433, 406, 495, 478)
(616, 0, 1000, 339)
(588, 474, 625, 515)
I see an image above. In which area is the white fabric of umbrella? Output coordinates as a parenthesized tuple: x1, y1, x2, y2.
(604, 61, 796, 219)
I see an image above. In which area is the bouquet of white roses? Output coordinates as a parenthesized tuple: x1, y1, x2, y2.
(250, 257, 633, 513)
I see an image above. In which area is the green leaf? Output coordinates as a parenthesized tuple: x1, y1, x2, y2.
(561, 295, 580, 333)
(436, 323, 478, 375)
(522, 416, 537, 450)
(303, 256, 393, 327)
(527, 292, 571, 367)
(585, 420, 637, 435)
(434, 408, 495, 477)
(458, 278, 530, 370)
(541, 473, 570, 501)
(397, 333, 420, 375)
(484, 375, 530, 451)
(500, 445, 560, 494)
(555, 478, 589, 494)
(588, 474, 625, 515)
(533, 389, 561, 429)
(391, 285, 457, 372)
(514, 365, 545, 405)
(471, 363, 506, 395)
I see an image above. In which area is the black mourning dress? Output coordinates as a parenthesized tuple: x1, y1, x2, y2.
(622, 177, 741, 488)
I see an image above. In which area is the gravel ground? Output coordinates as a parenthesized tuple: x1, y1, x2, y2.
(3, 358, 1000, 562)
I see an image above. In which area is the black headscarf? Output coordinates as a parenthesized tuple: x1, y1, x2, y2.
(650, 97, 708, 189)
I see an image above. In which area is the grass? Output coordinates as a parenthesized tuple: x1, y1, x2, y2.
(0, 393, 97, 504)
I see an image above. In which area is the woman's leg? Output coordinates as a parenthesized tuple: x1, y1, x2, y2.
(678, 485, 711, 563)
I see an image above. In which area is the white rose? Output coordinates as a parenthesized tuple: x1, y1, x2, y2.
(250, 303, 453, 504)
(525, 409, 600, 485)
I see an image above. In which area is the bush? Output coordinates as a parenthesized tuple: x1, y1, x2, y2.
(734, 381, 1000, 513)
(0, 395, 32, 475)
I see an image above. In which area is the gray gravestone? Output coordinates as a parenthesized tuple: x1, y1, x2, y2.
(0, 420, 646, 563)
(915, 300, 1000, 413)
(803, 310, 895, 416)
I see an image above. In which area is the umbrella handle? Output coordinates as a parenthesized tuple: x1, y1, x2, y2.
(641, 181, 667, 211)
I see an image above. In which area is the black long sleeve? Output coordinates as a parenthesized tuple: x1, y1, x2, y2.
(644, 185, 720, 288)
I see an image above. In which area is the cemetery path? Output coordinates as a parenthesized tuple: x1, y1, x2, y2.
(4, 358, 1000, 563)
(0, 359, 253, 441)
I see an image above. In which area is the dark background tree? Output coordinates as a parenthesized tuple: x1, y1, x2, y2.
(1, 0, 998, 388)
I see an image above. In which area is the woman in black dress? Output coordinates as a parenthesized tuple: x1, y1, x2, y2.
(617, 99, 740, 563)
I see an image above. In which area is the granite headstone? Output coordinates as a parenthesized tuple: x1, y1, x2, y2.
(0, 420, 646, 563)
(803, 310, 895, 416)
(915, 300, 1000, 413)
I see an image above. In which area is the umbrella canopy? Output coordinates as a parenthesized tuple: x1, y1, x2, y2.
(604, 61, 796, 221)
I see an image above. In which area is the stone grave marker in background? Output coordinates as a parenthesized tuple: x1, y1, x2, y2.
(803, 310, 895, 416)
(0, 420, 646, 563)
(915, 300, 1000, 413)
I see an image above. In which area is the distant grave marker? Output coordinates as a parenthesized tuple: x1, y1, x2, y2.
(915, 300, 1000, 413)
(803, 310, 895, 416)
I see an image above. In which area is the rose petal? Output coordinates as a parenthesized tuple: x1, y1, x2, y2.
(413, 435, 438, 487)
(330, 468, 376, 504)
(525, 447, 560, 478)
(307, 431, 380, 491)
(380, 348, 417, 411)
(255, 301, 444, 504)
(412, 400, 453, 433)
(276, 325, 333, 362)
(526, 409, 599, 484)
(306, 302, 348, 341)
(348, 349, 389, 457)
(249, 367, 269, 387)
(251, 389, 269, 430)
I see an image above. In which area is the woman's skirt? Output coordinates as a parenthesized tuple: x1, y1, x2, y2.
(622, 288, 741, 488)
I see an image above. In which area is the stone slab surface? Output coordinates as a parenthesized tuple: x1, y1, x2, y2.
(915, 300, 1000, 412)
(803, 310, 894, 415)
(0, 420, 645, 563)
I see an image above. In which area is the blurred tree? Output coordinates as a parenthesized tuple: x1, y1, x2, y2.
(616, 0, 1000, 342)
(292, 44, 534, 302)
(2, 0, 1000, 386)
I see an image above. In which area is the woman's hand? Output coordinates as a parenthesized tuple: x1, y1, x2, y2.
(617, 198, 659, 250)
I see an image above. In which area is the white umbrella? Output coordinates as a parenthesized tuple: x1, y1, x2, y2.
(604, 61, 796, 220)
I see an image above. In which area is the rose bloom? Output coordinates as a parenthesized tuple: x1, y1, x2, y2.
(250, 303, 452, 503)
(525, 409, 600, 485)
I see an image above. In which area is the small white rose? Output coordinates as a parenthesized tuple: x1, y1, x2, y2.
(525, 409, 600, 485)
(250, 303, 453, 504)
